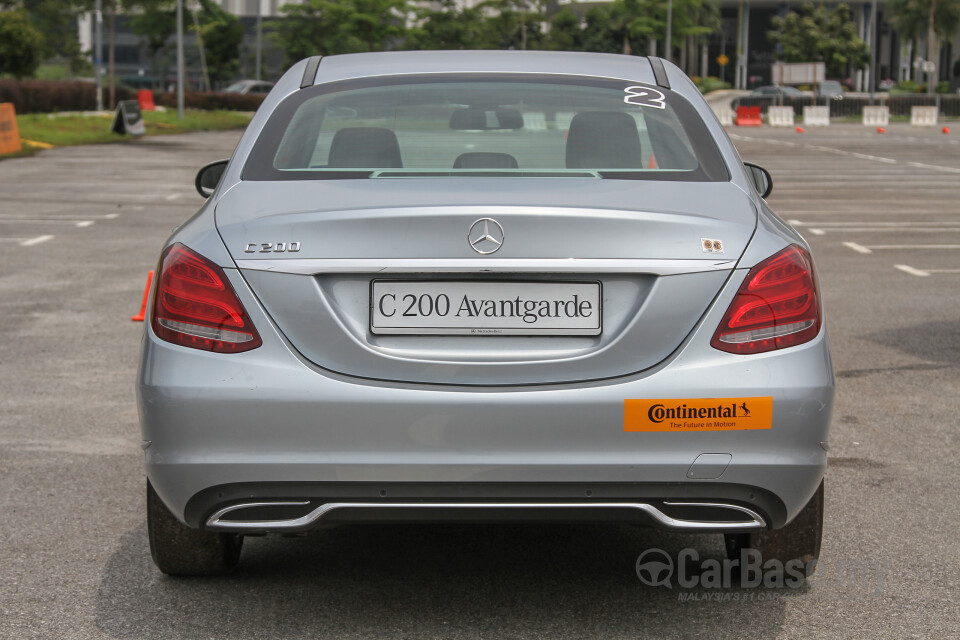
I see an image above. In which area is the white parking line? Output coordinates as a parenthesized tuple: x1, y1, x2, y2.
(847, 242, 960, 254)
(795, 221, 960, 227)
(20, 235, 54, 247)
(0, 219, 85, 224)
(867, 244, 960, 250)
(0, 213, 124, 222)
(852, 153, 897, 164)
(895, 265, 930, 277)
(75, 221, 94, 228)
(843, 241, 872, 254)
(809, 229, 825, 235)
(818, 227, 960, 233)
(164, 193, 182, 201)
(731, 133, 960, 173)
(907, 161, 960, 174)
(781, 210, 954, 215)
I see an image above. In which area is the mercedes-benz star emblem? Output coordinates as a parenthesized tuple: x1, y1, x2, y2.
(468, 218, 504, 255)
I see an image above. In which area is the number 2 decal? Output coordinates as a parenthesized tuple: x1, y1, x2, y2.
(623, 86, 666, 109)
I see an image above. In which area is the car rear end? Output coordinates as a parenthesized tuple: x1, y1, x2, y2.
(137, 52, 833, 573)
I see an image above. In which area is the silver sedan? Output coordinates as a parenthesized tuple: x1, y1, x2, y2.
(138, 51, 834, 579)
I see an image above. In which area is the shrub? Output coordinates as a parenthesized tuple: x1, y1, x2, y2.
(154, 91, 264, 111)
(0, 79, 135, 113)
(695, 76, 732, 94)
(0, 80, 263, 114)
(890, 80, 919, 94)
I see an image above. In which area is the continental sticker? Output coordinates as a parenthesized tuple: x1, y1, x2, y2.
(624, 397, 773, 432)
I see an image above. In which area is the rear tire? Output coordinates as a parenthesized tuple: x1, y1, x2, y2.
(147, 480, 242, 576)
(724, 480, 823, 578)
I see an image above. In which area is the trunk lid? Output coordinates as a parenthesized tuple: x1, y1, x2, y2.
(217, 179, 755, 385)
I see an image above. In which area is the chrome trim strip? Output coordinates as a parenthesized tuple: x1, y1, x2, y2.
(206, 501, 766, 531)
(235, 258, 737, 276)
(662, 501, 768, 529)
(206, 501, 312, 528)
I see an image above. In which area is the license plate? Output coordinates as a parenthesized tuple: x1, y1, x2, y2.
(370, 280, 602, 336)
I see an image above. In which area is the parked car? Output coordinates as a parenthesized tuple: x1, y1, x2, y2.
(732, 85, 805, 112)
(816, 80, 845, 99)
(139, 51, 834, 579)
(749, 85, 804, 99)
(223, 79, 275, 94)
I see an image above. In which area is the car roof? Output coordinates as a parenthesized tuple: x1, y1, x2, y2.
(306, 51, 661, 88)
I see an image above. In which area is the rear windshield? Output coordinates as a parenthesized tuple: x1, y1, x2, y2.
(244, 74, 728, 181)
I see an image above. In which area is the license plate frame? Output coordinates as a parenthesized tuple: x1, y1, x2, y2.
(370, 280, 602, 336)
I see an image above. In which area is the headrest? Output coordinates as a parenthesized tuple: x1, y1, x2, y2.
(328, 127, 403, 168)
(566, 111, 644, 169)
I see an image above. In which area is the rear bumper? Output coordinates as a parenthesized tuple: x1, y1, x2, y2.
(185, 481, 784, 532)
(138, 321, 834, 530)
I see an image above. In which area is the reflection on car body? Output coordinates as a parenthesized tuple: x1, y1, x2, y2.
(138, 51, 834, 578)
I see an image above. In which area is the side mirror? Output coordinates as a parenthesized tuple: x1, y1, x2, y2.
(743, 162, 773, 198)
(195, 159, 228, 198)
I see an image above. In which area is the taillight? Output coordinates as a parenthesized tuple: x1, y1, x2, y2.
(151, 243, 262, 353)
(711, 245, 821, 354)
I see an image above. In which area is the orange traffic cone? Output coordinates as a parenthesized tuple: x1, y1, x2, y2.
(877, 127, 886, 134)
(795, 126, 804, 133)
(647, 154, 657, 169)
(131, 270, 154, 322)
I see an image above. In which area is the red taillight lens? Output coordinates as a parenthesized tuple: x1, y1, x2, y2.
(151, 243, 262, 353)
(711, 245, 822, 355)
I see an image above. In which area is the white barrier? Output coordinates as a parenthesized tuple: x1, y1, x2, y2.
(802, 106, 831, 126)
(768, 106, 795, 127)
(523, 113, 547, 131)
(862, 106, 890, 126)
(713, 106, 733, 126)
(910, 106, 938, 126)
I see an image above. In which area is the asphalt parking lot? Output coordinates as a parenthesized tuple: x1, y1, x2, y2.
(0, 123, 958, 639)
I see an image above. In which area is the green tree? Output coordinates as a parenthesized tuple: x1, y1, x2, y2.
(195, 0, 244, 86)
(542, 0, 656, 54)
(581, 4, 623, 53)
(768, 3, 870, 78)
(408, 0, 495, 50)
(609, 0, 663, 55)
(542, 0, 718, 58)
(672, 0, 720, 71)
(890, 0, 960, 93)
(272, 0, 341, 63)
(273, 0, 408, 65)
(0, 9, 46, 78)
(1, 0, 88, 65)
(340, 0, 409, 52)
(544, 7, 583, 51)
(128, 0, 176, 90)
(478, 0, 547, 50)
